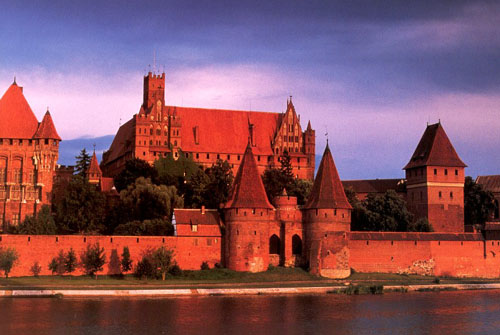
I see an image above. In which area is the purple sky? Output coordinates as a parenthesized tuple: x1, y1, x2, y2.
(1, 1, 499, 179)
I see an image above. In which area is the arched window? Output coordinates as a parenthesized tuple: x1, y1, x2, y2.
(495, 199, 499, 219)
(292, 235, 302, 255)
(269, 235, 280, 254)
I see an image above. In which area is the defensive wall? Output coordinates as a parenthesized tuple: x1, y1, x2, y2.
(0, 234, 222, 277)
(348, 232, 500, 278)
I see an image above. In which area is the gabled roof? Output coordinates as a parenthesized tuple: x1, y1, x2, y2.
(88, 151, 102, 176)
(476, 175, 500, 194)
(0, 83, 39, 138)
(34, 110, 61, 140)
(404, 123, 466, 169)
(174, 209, 221, 226)
(304, 144, 352, 209)
(225, 144, 274, 209)
(173, 106, 281, 156)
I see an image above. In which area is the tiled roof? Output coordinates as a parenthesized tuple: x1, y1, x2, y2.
(174, 208, 221, 226)
(103, 118, 136, 163)
(34, 110, 61, 140)
(225, 144, 274, 209)
(100, 177, 117, 194)
(476, 175, 500, 193)
(88, 151, 102, 176)
(404, 123, 466, 169)
(342, 179, 405, 194)
(173, 106, 282, 155)
(304, 144, 352, 209)
(0, 83, 39, 138)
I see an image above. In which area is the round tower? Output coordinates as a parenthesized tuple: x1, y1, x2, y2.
(303, 144, 352, 278)
(224, 144, 275, 272)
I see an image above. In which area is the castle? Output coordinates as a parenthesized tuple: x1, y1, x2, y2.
(0, 80, 61, 230)
(2, 76, 500, 279)
(100, 72, 316, 180)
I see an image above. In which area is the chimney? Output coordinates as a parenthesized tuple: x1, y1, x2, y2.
(201, 205, 205, 215)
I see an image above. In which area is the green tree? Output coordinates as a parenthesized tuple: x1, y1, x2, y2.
(464, 176, 495, 226)
(262, 150, 301, 205)
(48, 250, 66, 275)
(188, 160, 234, 209)
(114, 219, 174, 236)
(288, 178, 313, 206)
(121, 246, 133, 273)
(14, 205, 57, 235)
(408, 218, 434, 232)
(48, 258, 59, 275)
(81, 243, 106, 279)
(155, 150, 200, 188)
(53, 175, 106, 234)
(351, 190, 414, 232)
(65, 248, 77, 275)
(152, 247, 175, 280)
(114, 158, 158, 192)
(0, 248, 19, 278)
(119, 177, 183, 222)
(30, 262, 42, 277)
(75, 148, 91, 177)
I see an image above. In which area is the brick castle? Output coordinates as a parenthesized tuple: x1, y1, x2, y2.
(1, 75, 500, 279)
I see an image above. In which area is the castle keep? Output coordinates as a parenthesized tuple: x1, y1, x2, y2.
(101, 72, 316, 180)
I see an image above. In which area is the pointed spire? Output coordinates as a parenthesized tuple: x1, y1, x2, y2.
(304, 145, 351, 210)
(13, 76, 16, 85)
(0, 83, 39, 138)
(281, 188, 288, 197)
(34, 109, 61, 140)
(306, 120, 312, 132)
(225, 144, 274, 209)
(404, 122, 466, 169)
(87, 150, 103, 178)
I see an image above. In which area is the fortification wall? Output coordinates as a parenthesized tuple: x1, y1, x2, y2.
(348, 232, 500, 278)
(0, 235, 222, 277)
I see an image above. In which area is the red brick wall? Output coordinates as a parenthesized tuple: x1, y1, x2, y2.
(0, 234, 222, 277)
(349, 233, 500, 278)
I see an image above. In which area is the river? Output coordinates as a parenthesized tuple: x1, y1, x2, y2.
(1, 290, 499, 334)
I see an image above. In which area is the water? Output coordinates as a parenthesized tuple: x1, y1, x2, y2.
(1, 290, 500, 334)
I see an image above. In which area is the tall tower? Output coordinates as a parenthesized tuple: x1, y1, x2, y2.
(404, 123, 467, 232)
(143, 72, 165, 111)
(224, 144, 275, 272)
(87, 151, 102, 186)
(303, 144, 352, 278)
(304, 121, 315, 180)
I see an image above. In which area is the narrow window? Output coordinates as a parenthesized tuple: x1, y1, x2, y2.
(445, 169, 448, 176)
(434, 169, 437, 175)
(455, 169, 458, 176)
(450, 192, 453, 199)
(439, 191, 442, 199)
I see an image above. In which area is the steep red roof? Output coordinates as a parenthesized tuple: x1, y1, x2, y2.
(34, 110, 61, 140)
(476, 175, 500, 194)
(88, 151, 103, 176)
(304, 144, 352, 209)
(173, 106, 281, 155)
(103, 118, 136, 163)
(404, 123, 466, 169)
(174, 209, 221, 226)
(0, 83, 39, 138)
(225, 144, 274, 209)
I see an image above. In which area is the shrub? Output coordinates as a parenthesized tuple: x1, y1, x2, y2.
(134, 256, 155, 279)
(0, 248, 19, 278)
(169, 264, 182, 276)
(214, 262, 223, 269)
(200, 261, 210, 270)
(80, 243, 106, 279)
(153, 247, 175, 280)
(30, 262, 42, 277)
(65, 248, 77, 275)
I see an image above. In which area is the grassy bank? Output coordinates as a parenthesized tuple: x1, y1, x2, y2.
(1, 268, 499, 291)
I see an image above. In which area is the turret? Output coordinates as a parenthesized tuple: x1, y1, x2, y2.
(303, 143, 351, 277)
(87, 151, 103, 185)
(304, 120, 315, 180)
(224, 144, 275, 272)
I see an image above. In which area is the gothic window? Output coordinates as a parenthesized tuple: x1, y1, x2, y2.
(0, 186, 6, 200)
(269, 235, 280, 255)
(11, 186, 20, 200)
(13, 169, 22, 183)
(11, 214, 20, 226)
(150, 129, 153, 135)
(26, 187, 36, 200)
(174, 140, 177, 146)
(149, 140, 153, 145)
(292, 235, 302, 255)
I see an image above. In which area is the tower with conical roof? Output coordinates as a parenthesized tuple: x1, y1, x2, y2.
(87, 151, 103, 185)
(224, 144, 275, 272)
(303, 143, 352, 277)
(0, 81, 61, 230)
(404, 122, 467, 232)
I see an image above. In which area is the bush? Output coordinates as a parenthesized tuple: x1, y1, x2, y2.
(0, 248, 19, 278)
(214, 262, 223, 269)
(30, 262, 42, 277)
(200, 261, 210, 270)
(153, 247, 175, 280)
(169, 264, 182, 276)
(80, 243, 106, 279)
(134, 256, 155, 279)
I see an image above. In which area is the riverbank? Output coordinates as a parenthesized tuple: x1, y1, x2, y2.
(2, 268, 500, 297)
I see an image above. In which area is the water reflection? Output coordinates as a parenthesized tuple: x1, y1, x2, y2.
(1, 290, 500, 334)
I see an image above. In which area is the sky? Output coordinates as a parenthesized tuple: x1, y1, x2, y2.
(1, 0, 499, 179)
